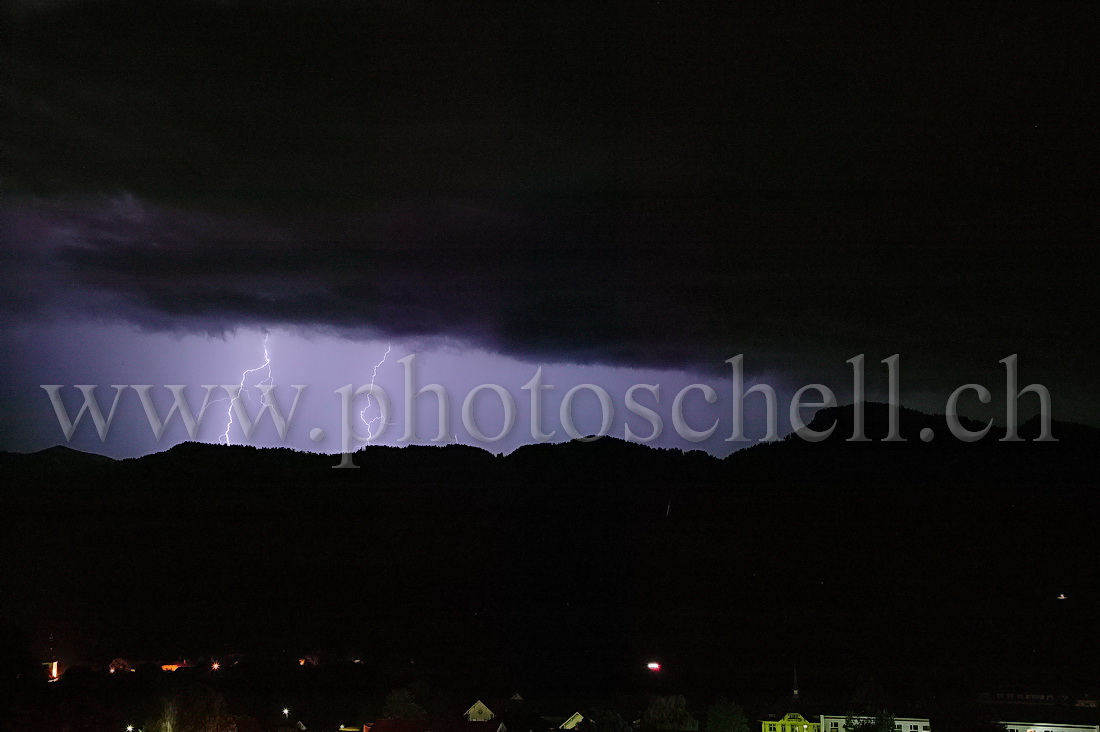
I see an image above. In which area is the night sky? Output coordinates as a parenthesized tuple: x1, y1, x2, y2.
(3, 1, 1097, 457)
(2, 1, 1100, 710)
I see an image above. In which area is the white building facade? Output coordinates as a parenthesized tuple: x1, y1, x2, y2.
(818, 715, 932, 732)
(1000, 723, 1098, 732)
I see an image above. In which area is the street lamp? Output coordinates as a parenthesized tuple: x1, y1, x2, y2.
(211, 661, 220, 671)
(283, 708, 290, 719)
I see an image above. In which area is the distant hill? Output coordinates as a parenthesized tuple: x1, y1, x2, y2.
(1, 402, 1095, 491)
(0, 443, 116, 471)
(724, 402, 1097, 493)
(3, 403, 1096, 696)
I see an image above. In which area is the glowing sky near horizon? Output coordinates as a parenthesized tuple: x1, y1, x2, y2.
(6, 321, 824, 458)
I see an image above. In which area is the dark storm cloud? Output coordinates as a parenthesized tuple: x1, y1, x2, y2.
(9, 1, 1098, 200)
(5, 193, 1094, 399)
(3, 1, 1098, 396)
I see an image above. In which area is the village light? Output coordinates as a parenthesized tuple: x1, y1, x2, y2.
(647, 662, 661, 671)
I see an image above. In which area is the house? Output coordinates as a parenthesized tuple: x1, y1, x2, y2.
(818, 715, 931, 732)
(462, 696, 583, 732)
(763, 712, 820, 732)
(975, 688, 1100, 732)
(466, 701, 496, 723)
(999, 723, 1098, 732)
(558, 713, 584, 730)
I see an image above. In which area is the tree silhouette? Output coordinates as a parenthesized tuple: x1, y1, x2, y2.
(843, 711, 894, 732)
(146, 683, 237, 732)
(705, 699, 749, 732)
(383, 687, 429, 720)
(642, 696, 699, 731)
(584, 706, 632, 732)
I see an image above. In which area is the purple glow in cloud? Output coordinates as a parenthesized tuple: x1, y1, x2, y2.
(11, 320, 844, 458)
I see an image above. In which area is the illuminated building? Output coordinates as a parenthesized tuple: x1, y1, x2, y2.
(818, 715, 931, 732)
(466, 701, 496, 722)
(763, 712, 820, 732)
(1000, 723, 1098, 732)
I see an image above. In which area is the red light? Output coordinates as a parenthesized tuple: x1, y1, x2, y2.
(647, 662, 661, 671)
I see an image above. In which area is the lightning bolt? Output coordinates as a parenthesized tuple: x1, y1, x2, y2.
(359, 342, 392, 442)
(220, 331, 273, 446)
